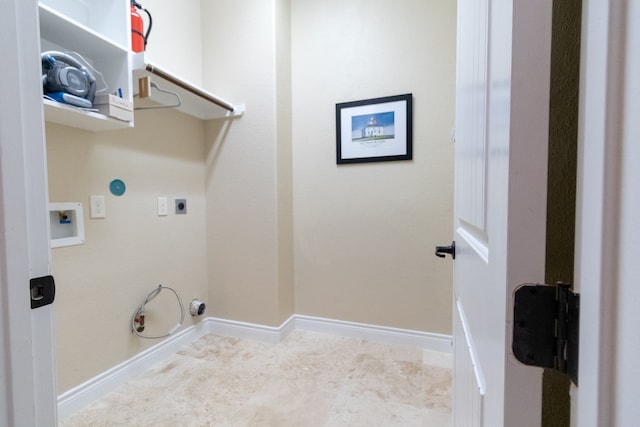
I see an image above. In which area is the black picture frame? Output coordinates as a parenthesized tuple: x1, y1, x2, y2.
(336, 93, 412, 164)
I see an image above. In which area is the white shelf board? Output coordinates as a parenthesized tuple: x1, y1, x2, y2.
(43, 99, 133, 131)
(39, 4, 128, 58)
(131, 53, 245, 121)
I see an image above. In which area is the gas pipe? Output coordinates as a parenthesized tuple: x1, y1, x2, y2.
(131, 1, 145, 52)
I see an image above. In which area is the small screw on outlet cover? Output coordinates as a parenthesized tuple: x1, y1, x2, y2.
(175, 198, 187, 214)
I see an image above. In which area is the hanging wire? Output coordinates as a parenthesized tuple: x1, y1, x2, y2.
(131, 285, 185, 339)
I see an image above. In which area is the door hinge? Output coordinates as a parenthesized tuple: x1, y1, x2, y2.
(30, 275, 55, 309)
(512, 282, 579, 385)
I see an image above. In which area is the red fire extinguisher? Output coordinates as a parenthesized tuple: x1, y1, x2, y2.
(131, 1, 152, 53)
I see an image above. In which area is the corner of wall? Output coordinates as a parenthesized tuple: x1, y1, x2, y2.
(276, 0, 295, 324)
(201, 0, 289, 327)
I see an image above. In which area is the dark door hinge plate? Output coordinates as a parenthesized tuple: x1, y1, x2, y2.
(30, 275, 55, 309)
(512, 282, 579, 385)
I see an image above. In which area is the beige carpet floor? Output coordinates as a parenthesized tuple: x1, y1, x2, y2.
(60, 330, 452, 426)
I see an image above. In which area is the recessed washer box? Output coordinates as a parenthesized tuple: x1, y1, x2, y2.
(49, 202, 85, 248)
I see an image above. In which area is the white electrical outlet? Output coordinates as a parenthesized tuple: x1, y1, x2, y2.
(89, 195, 106, 219)
(157, 196, 168, 216)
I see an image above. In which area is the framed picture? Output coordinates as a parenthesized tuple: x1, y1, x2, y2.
(335, 93, 412, 164)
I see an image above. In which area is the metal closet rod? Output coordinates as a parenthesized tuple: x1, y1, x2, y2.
(143, 63, 235, 112)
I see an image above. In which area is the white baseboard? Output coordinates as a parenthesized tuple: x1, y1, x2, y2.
(202, 315, 452, 352)
(202, 315, 296, 344)
(57, 321, 210, 421)
(293, 315, 453, 353)
(58, 315, 452, 420)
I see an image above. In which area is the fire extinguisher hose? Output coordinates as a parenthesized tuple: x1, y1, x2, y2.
(132, 1, 153, 50)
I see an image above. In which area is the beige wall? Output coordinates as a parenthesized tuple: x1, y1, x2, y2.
(47, 110, 208, 394)
(201, 0, 294, 327)
(199, 0, 455, 332)
(275, 0, 295, 325)
(144, 0, 203, 86)
(49, 0, 455, 394)
(291, 0, 456, 333)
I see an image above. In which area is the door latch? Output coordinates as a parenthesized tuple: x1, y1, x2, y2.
(30, 275, 55, 309)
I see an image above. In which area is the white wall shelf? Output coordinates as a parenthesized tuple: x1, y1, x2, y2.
(39, 4, 128, 58)
(43, 99, 132, 132)
(131, 53, 245, 121)
(38, 0, 128, 46)
(38, 1, 243, 131)
(38, 1, 133, 131)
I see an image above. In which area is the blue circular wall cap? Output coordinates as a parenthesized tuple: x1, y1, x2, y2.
(109, 179, 126, 196)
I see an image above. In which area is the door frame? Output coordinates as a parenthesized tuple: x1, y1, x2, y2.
(0, 0, 57, 425)
(573, 0, 636, 425)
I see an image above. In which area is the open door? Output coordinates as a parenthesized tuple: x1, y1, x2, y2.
(446, 0, 553, 425)
(0, 0, 57, 425)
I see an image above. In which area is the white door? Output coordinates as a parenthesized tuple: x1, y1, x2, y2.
(573, 1, 640, 426)
(0, 0, 57, 425)
(451, 0, 552, 426)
